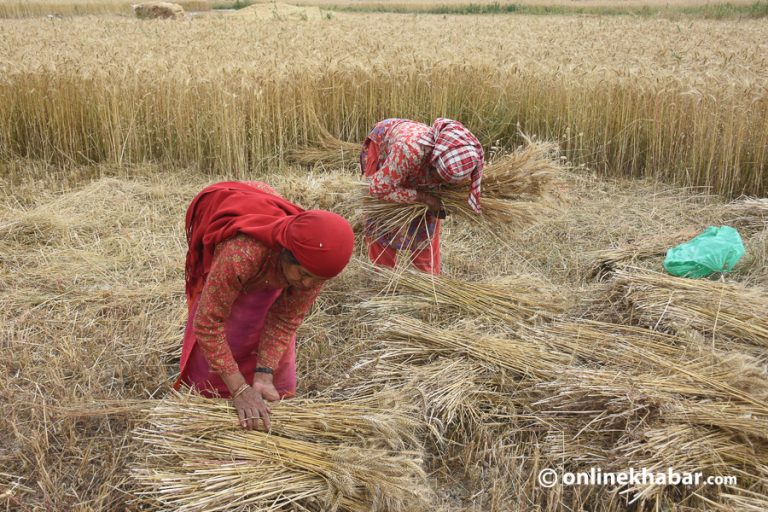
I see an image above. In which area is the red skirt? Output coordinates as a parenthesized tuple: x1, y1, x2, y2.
(175, 286, 297, 398)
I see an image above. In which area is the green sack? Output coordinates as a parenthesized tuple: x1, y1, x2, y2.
(663, 226, 745, 278)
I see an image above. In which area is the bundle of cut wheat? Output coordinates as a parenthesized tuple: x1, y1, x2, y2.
(604, 267, 768, 350)
(534, 368, 768, 508)
(360, 264, 567, 327)
(356, 137, 565, 247)
(538, 321, 768, 409)
(617, 423, 768, 504)
(584, 227, 700, 280)
(377, 316, 568, 379)
(343, 350, 536, 485)
(132, 392, 431, 512)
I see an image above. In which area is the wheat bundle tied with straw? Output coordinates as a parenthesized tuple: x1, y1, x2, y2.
(132, 391, 431, 512)
(605, 267, 768, 349)
(357, 136, 565, 248)
(344, 357, 535, 476)
(360, 264, 567, 326)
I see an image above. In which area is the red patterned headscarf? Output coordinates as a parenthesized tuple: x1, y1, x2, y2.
(418, 118, 484, 213)
(184, 182, 354, 299)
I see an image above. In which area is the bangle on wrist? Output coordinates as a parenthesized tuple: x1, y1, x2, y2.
(254, 367, 273, 375)
(232, 383, 249, 400)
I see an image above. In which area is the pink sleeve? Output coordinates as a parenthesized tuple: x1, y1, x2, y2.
(257, 285, 323, 370)
(193, 236, 267, 377)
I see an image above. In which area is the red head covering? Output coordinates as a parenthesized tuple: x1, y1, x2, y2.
(184, 182, 354, 299)
(418, 118, 484, 213)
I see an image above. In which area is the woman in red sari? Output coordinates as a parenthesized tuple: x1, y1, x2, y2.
(360, 118, 484, 274)
(175, 181, 354, 431)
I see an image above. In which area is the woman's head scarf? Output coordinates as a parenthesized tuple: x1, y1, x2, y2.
(418, 118, 484, 213)
(184, 182, 354, 298)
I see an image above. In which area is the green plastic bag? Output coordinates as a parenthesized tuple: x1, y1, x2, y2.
(663, 226, 745, 278)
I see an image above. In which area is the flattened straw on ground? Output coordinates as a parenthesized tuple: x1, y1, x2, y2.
(362, 265, 568, 325)
(132, 392, 431, 512)
(606, 267, 768, 349)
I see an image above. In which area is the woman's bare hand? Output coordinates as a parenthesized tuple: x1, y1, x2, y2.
(253, 378, 280, 402)
(420, 193, 443, 213)
(233, 385, 272, 431)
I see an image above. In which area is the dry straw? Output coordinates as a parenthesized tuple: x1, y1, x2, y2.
(724, 197, 768, 231)
(286, 124, 362, 171)
(360, 264, 567, 326)
(131, 391, 431, 512)
(377, 315, 569, 378)
(584, 227, 700, 280)
(604, 267, 768, 349)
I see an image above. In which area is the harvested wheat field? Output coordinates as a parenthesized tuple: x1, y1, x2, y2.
(2, 2, 768, 511)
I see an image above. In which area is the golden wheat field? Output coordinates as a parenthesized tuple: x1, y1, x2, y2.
(1, 7, 767, 194)
(1, 2, 768, 511)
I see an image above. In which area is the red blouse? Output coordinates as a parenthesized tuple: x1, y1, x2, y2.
(364, 121, 444, 204)
(192, 233, 322, 377)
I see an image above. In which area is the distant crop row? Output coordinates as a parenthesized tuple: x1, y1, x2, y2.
(0, 0, 220, 18)
(0, 13, 765, 196)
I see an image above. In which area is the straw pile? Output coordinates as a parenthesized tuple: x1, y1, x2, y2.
(359, 264, 568, 327)
(132, 391, 431, 512)
(530, 327, 768, 507)
(286, 124, 361, 171)
(342, 320, 544, 493)
(357, 136, 565, 246)
(377, 316, 569, 378)
(602, 267, 768, 350)
(584, 227, 700, 280)
(724, 197, 768, 231)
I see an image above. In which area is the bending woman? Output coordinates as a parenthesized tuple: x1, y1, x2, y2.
(175, 181, 354, 430)
(360, 118, 484, 274)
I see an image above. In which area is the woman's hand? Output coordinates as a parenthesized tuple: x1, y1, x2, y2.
(418, 192, 443, 213)
(252, 372, 280, 401)
(233, 385, 272, 431)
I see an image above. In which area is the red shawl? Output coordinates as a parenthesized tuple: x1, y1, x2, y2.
(184, 181, 354, 299)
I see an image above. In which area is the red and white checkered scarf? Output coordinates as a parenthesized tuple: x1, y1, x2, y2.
(418, 118, 484, 213)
